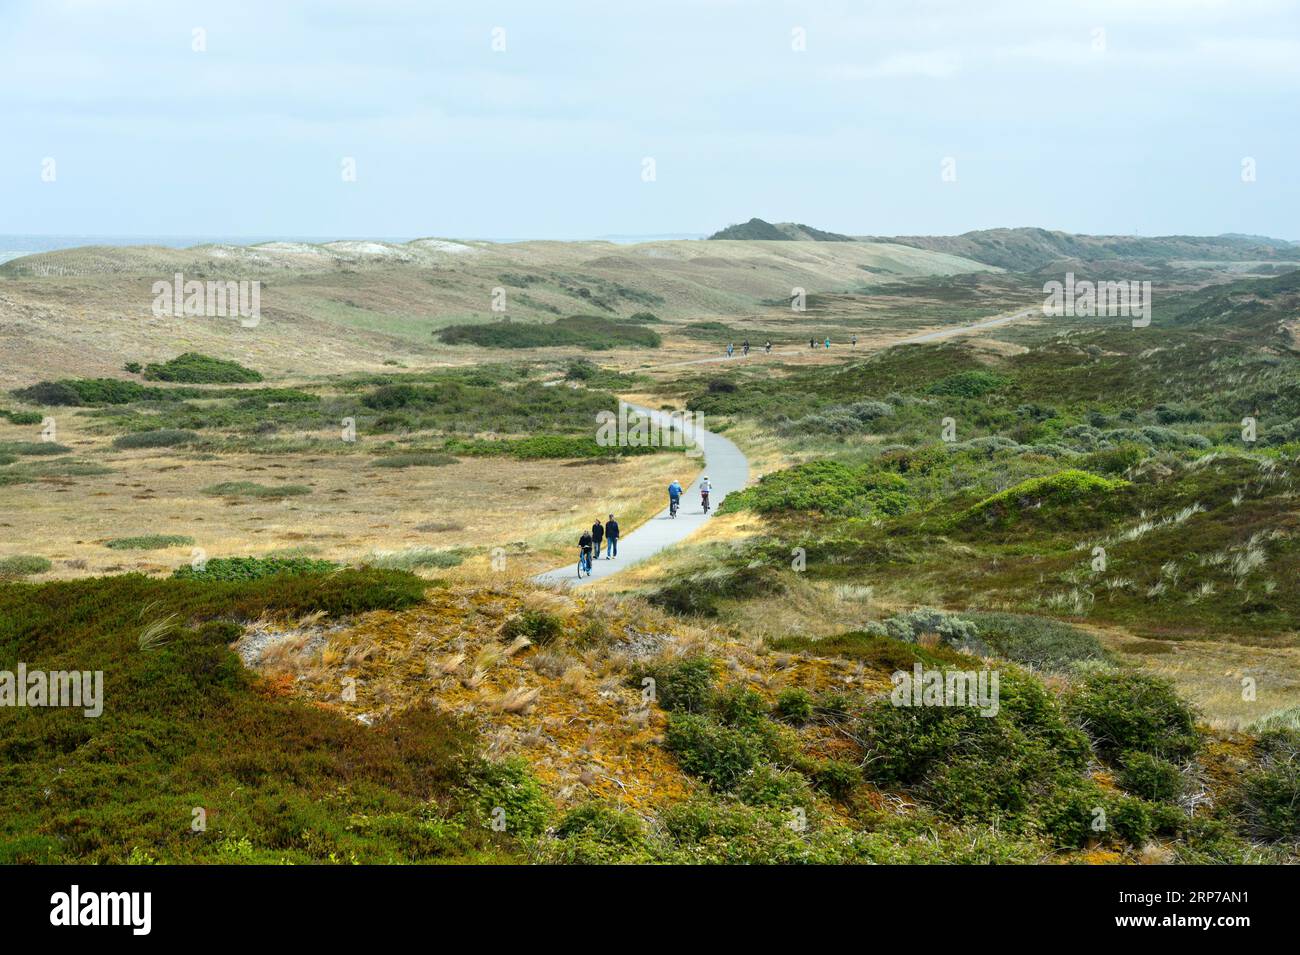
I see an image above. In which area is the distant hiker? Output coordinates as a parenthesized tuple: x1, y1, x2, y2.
(578, 529, 594, 574)
(825, 336, 831, 349)
(726, 342, 735, 358)
(605, 514, 620, 558)
(742, 340, 750, 356)
(764, 340, 772, 354)
(851, 335, 857, 347)
(810, 337, 816, 349)
(700, 475, 712, 513)
(591, 519, 605, 559)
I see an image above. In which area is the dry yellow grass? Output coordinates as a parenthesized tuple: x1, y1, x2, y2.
(0, 415, 696, 579)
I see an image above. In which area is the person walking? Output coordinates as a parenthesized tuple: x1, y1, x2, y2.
(604, 514, 619, 558)
(825, 336, 831, 349)
(764, 340, 772, 354)
(809, 337, 816, 349)
(590, 518, 605, 559)
(726, 342, 734, 358)
(742, 339, 750, 356)
(851, 334, 858, 348)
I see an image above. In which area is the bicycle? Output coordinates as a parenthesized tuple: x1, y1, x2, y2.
(701, 493, 710, 514)
(669, 497, 679, 519)
(577, 548, 592, 578)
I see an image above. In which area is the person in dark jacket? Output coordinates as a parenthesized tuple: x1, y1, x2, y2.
(604, 514, 620, 558)
(578, 529, 593, 574)
(591, 519, 605, 559)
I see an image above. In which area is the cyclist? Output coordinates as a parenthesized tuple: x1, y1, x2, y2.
(700, 475, 712, 513)
(668, 479, 683, 517)
(578, 528, 594, 575)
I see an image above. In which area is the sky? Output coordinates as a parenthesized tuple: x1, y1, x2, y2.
(2, 0, 1298, 240)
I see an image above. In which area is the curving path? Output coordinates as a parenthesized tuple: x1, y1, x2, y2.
(533, 403, 749, 588)
(534, 307, 1035, 586)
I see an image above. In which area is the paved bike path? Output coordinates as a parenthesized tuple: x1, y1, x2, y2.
(533, 404, 749, 588)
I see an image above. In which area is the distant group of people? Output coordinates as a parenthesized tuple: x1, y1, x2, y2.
(724, 336, 858, 357)
(578, 514, 620, 573)
(725, 339, 773, 358)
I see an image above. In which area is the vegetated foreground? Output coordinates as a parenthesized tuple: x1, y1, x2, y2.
(2, 237, 1299, 864)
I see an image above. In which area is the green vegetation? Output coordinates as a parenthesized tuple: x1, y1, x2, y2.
(111, 429, 200, 450)
(143, 353, 264, 383)
(105, 534, 195, 551)
(172, 556, 339, 581)
(0, 570, 517, 863)
(437, 314, 661, 350)
(201, 481, 312, 499)
(719, 460, 911, 517)
(0, 555, 52, 579)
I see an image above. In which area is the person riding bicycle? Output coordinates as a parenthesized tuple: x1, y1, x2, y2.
(668, 479, 682, 515)
(578, 529, 594, 574)
(699, 475, 712, 512)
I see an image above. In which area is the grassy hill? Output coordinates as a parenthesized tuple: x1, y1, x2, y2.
(862, 228, 1300, 271)
(709, 218, 855, 242)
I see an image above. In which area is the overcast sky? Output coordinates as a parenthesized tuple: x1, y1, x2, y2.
(2, 0, 1297, 239)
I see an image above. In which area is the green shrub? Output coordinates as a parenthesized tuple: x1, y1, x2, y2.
(807, 759, 859, 799)
(172, 556, 339, 581)
(0, 409, 44, 426)
(646, 565, 789, 618)
(0, 555, 52, 579)
(734, 765, 814, 809)
(437, 315, 661, 351)
(714, 685, 769, 730)
(143, 353, 263, 383)
(927, 370, 1013, 398)
(501, 610, 564, 647)
(0, 441, 70, 457)
(632, 656, 716, 713)
(965, 612, 1106, 671)
(112, 429, 200, 450)
(123, 362, 142, 374)
(957, 470, 1130, 531)
(1239, 729, 1300, 842)
(553, 802, 644, 846)
(719, 460, 911, 518)
(465, 758, 552, 839)
(858, 670, 1091, 825)
(774, 688, 814, 725)
(1117, 751, 1183, 802)
(1066, 672, 1199, 761)
(105, 535, 195, 551)
(864, 607, 983, 653)
(664, 713, 762, 790)
(9, 381, 82, 406)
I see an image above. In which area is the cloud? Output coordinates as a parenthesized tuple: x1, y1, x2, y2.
(825, 52, 962, 81)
